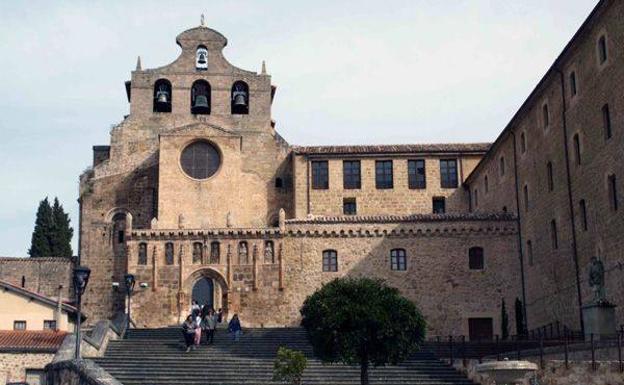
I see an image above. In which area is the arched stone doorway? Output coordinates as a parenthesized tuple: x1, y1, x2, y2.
(186, 268, 229, 317)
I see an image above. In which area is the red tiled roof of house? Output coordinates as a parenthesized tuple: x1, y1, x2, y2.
(292, 143, 491, 155)
(0, 330, 68, 353)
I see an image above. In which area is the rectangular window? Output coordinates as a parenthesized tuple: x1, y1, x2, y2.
(408, 159, 426, 189)
(432, 197, 446, 214)
(311, 161, 329, 189)
(440, 159, 458, 188)
(523, 184, 529, 212)
(43, 320, 57, 330)
(520, 133, 527, 153)
(608, 174, 618, 211)
(602, 104, 612, 140)
(570, 72, 577, 96)
(573, 134, 581, 165)
(598, 35, 607, 64)
(547, 162, 554, 191)
(14, 321, 26, 330)
(550, 220, 558, 250)
(579, 199, 588, 231)
(499, 157, 505, 176)
(390, 249, 407, 271)
(527, 240, 533, 267)
(322, 250, 338, 272)
(375, 160, 393, 189)
(469, 247, 484, 270)
(343, 160, 361, 189)
(343, 198, 356, 215)
(543, 104, 550, 128)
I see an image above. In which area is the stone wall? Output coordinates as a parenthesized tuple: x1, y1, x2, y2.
(293, 153, 483, 217)
(126, 215, 520, 337)
(464, 0, 624, 332)
(0, 352, 54, 384)
(0, 257, 73, 299)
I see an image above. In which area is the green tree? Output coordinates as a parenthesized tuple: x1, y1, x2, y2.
(50, 197, 73, 258)
(28, 197, 73, 258)
(501, 298, 509, 340)
(273, 347, 307, 385)
(300, 277, 426, 385)
(515, 297, 526, 337)
(28, 198, 54, 257)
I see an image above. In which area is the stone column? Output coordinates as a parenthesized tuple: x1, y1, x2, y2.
(252, 244, 258, 291)
(278, 242, 284, 291)
(226, 243, 233, 286)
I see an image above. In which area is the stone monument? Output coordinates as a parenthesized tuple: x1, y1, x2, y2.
(582, 256, 616, 340)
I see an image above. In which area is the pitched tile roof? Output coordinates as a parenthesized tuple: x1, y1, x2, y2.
(0, 330, 68, 353)
(286, 212, 515, 224)
(0, 279, 77, 314)
(292, 143, 491, 155)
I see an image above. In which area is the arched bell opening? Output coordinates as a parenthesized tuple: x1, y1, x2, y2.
(153, 79, 172, 113)
(231, 80, 249, 115)
(191, 80, 211, 115)
(195, 45, 208, 70)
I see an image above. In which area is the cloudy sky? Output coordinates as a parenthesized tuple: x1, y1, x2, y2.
(0, 0, 597, 257)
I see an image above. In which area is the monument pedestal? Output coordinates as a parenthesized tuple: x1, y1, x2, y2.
(582, 302, 617, 340)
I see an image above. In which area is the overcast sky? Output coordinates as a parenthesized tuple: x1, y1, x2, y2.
(0, 0, 597, 257)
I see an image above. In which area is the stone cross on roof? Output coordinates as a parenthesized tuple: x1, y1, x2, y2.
(200, 14, 205, 27)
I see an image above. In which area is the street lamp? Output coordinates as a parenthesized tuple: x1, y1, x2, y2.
(124, 273, 136, 331)
(73, 266, 91, 360)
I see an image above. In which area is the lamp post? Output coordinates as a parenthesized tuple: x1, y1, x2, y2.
(73, 266, 91, 360)
(124, 273, 136, 331)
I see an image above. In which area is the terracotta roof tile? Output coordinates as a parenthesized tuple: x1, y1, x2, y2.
(0, 330, 67, 353)
(286, 213, 515, 224)
(292, 143, 491, 155)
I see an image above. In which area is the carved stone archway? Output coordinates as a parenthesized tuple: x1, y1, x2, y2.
(182, 267, 229, 321)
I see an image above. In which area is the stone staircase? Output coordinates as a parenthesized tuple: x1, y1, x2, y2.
(91, 327, 477, 385)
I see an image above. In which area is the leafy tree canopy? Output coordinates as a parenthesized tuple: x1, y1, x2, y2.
(300, 277, 426, 385)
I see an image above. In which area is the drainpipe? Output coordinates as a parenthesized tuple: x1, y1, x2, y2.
(55, 285, 63, 331)
(556, 68, 584, 334)
(510, 131, 528, 333)
(306, 156, 311, 215)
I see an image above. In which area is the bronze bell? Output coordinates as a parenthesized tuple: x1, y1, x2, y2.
(198, 53, 207, 64)
(192, 94, 210, 114)
(156, 91, 169, 104)
(233, 92, 247, 106)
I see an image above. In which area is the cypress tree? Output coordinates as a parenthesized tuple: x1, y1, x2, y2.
(28, 198, 54, 257)
(515, 297, 526, 337)
(50, 197, 73, 258)
(501, 298, 509, 340)
(28, 197, 73, 258)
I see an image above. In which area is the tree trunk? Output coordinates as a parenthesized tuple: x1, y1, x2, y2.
(360, 359, 369, 385)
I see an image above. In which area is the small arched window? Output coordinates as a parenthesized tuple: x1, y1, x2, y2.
(165, 242, 174, 265)
(196, 45, 208, 70)
(191, 80, 211, 115)
(192, 242, 203, 264)
(469, 247, 484, 270)
(210, 241, 220, 264)
(231, 81, 249, 115)
(390, 249, 407, 271)
(238, 241, 248, 264)
(154, 79, 172, 113)
(322, 250, 338, 272)
(138, 242, 148, 265)
(484, 175, 489, 194)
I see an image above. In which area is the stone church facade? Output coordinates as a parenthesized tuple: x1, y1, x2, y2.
(78, 0, 623, 339)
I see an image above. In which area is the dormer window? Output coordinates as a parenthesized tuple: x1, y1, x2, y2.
(231, 81, 249, 114)
(196, 46, 208, 70)
(191, 80, 211, 115)
(153, 79, 172, 113)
